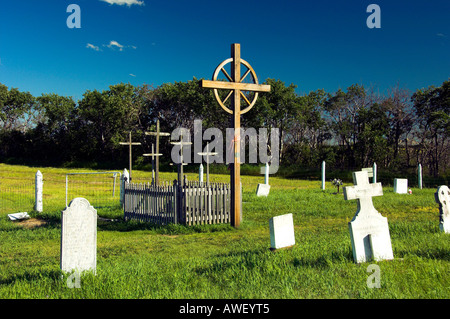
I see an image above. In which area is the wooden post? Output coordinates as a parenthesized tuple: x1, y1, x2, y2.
(145, 119, 170, 185)
(142, 143, 162, 185)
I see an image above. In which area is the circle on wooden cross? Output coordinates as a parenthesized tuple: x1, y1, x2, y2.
(212, 58, 260, 115)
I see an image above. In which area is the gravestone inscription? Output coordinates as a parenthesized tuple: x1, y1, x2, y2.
(269, 213, 295, 250)
(60, 197, 97, 274)
(394, 178, 408, 194)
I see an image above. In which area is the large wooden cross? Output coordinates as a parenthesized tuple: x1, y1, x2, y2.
(202, 43, 271, 228)
(119, 131, 141, 181)
(145, 119, 170, 185)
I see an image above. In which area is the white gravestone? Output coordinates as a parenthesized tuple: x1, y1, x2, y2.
(394, 178, 408, 194)
(269, 213, 295, 250)
(344, 171, 394, 263)
(60, 197, 97, 274)
(256, 163, 270, 197)
(435, 185, 450, 233)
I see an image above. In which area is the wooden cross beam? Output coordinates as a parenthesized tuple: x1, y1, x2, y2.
(145, 119, 170, 185)
(143, 143, 163, 185)
(197, 143, 218, 184)
(119, 131, 141, 181)
(201, 43, 271, 228)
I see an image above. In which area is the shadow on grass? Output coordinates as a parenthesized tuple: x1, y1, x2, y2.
(292, 249, 354, 269)
(0, 269, 62, 286)
(97, 218, 235, 235)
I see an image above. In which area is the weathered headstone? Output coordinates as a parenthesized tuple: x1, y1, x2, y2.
(344, 171, 394, 263)
(435, 185, 450, 233)
(256, 162, 270, 197)
(394, 178, 408, 194)
(60, 197, 97, 274)
(269, 213, 295, 250)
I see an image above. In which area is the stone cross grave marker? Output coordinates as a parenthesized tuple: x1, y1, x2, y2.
(256, 162, 270, 197)
(145, 119, 170, 185)
(60, 197, 97, 274)
(119, 131, 141, 181)
(202, 43, 271, 227)
(435, 185, 450, 233)
(269, 213, 295, 250)
(344, 170, 394, 263)
(394, 178, 408, 194)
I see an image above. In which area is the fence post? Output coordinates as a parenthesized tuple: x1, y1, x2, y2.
(35, 170, 43, 213)
(174, 180, 179, 225)
(120, 168, 130, 205)
(321, 161, 326, 190)
(418, 163, 423, 189)
(373, 162, 377, 183)
(199, 164, 204, 183)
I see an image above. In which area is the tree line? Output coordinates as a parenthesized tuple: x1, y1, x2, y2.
(0, 78, 448, 177)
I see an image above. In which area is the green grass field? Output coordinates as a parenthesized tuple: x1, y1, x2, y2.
(0, 163, 449, 299)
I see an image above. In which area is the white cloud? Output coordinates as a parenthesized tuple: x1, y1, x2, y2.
(437, 33, 446, 37)
(129, 74, 136, 77)
(106, 40, 124, 51)
(100, 0, 144, 6)
(86, 43, 101, 51)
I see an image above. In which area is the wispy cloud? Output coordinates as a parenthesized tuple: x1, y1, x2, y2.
(100, 0, 144, 6)
(104, 40, 137, 51)
(129, 73, 136, 77)
(436, 33, 446, 38)
(106, 40, 124, 51)
(86, 41, 136, 52)
(86, 43, 101, 51)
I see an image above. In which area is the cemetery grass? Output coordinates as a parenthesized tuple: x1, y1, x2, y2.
(1, 164, 450, 299)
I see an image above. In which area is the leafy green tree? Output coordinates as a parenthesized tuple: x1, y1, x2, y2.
(412, 79, 450, 176)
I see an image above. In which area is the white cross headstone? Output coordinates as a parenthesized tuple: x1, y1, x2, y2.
(60, 197, 97, 274)
(256, 162, 270, 196)
(435, 185, 450, 233)
(269, 213, 295, 250)
(394, 178, 408, 194)
(344, 171, 394, 263)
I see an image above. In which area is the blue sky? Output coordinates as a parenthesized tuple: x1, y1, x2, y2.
(0, 0, 449, 102)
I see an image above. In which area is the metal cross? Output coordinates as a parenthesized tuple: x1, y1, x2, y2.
(119, 131, 141, 181)
(145, 119, 170, 185)
(201, 43, 271, 228)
